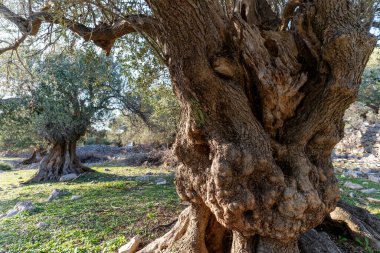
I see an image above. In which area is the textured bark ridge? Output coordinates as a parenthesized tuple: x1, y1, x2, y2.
(27, 139, 92, 183)
(137, 0, 377, 252)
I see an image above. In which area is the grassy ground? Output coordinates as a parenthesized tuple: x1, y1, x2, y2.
(0, 165, 182, 253)
(1, 162, 380, 253)
(338, 174, 380, 217)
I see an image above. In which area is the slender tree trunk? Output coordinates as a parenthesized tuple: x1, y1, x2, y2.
(21, 146, 46, 165)
(138, 0, 377, 252)
(27, 139, 93, 182)
(21, 149, 38, 165)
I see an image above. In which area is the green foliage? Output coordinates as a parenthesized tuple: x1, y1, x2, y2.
(359, 47, 380, 112)
(29, 48, 122, 143)
(82, 128, 111, 145)
(0, 47, 140, 151)
(0, 98, 43, 151)
(0, 162, 12, 171)
(107, 35, 180, 145)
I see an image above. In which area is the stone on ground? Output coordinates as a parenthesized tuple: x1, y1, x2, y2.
(118, 236, 140, 253)
(71, 195, 82, 201)
(59, 173, 78, 182)
(36, 222, 48, 228)
(368, 174, 380, 183)
(47, 189, 70, 202)
(0, 201, 35, 219)
(156, 179, 167, 185)
(361, 188, 379, 194)
(367, 197, 380, 203)
(343, 181, 364, 190)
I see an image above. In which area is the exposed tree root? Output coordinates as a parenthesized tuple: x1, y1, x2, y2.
(321, 201, 380, 251)
(139, 201, 380, 253)
(299, 229, 342, 253)
(138, 203, 227, 253)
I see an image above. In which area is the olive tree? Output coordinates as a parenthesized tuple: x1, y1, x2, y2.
(1, 0, 380, 252)
(10, 49, 141, 182)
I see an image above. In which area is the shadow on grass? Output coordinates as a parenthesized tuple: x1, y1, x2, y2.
(21, 168, 173, 186)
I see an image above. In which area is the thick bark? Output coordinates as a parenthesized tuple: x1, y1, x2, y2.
(27, 139, 93, 183)
(139, 0, 377, 252)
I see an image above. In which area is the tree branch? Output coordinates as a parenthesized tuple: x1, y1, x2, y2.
(0, 34, 28, 54)
(0, 3, 159, 55)
(0, 4, 30, 34)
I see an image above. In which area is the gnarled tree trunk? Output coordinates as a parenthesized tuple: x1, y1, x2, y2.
(27, 138, 92, 183)
(138, 0, 377, 252)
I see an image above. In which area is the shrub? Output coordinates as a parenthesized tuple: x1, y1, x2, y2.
(0, 162, 12, 171)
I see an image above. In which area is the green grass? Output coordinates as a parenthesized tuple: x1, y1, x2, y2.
(0, 157, 23, 161)
(337, 174, 380, 217)
(2, 161, 380, 253)
(0, 166, 181, 253)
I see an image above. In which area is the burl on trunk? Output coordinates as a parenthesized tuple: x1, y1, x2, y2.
(139, 0, 377, 252)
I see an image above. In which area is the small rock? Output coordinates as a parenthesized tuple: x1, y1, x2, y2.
(364, 154, 378, 162)
(104, 168, 111, 172)
(0, 201, 35, 219)
(367, 197, 380, 203)
(59, 173, 78, 182)
(118, 236, 140, 253)
(368, 174, 380, 183)
(349, 192, 355, 198)
(47, 189, 70, 202)
(343, 181, 363, 190)
(361, 188, 379, 194)
(136, 176, 150, 181)
(36, 222, 48, 228)
(71, 195, 82, 201)
(156, 179, 167, 185)
(181, 201, 191, 206)
(344, 171, 362, 178)
(145, 172, 153, 176)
